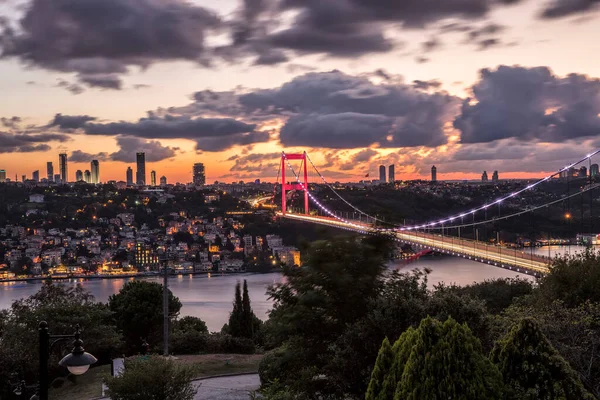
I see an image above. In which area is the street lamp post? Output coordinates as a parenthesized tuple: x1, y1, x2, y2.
(37, 321, 97, 400)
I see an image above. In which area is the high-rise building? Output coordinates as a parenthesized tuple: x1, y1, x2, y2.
(47, 162, 54, 182)
(482, 171, 488, 182)
(0, 170, 6, 183)
(379, 165, 386, 183)
(591, 164, 599, 177)
(160, 176, 167, 186)
(431, 166, 437, 182)
(91, 160, 99, 184)
(135, 242, 159, 271)
(75, 170, 83, 182)
(21, 175, 26, 182)
(193, 163, 206, 185)
(32, 170, 39, 182)
(388, 165, 395, 183)
(579, 166, 587, 178)
(126, 167, 133, 186)
(59, 153, 68, 183)
(84, 170, 91, 183)
(150, 170, 156, 186)
(136, 152, 146, 185)
(492, 171, 499, 182)
(54, 174, 61, 184)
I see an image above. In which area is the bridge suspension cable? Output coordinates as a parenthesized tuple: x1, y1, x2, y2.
(423, 182, 600, 230)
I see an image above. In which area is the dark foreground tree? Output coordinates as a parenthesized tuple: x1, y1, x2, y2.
(365, 337, 394, 400)
(108, 281, 181, 351)
(368, 316, 504, 400)
(104, 355, 197, 400)
(491, 318, 596, 400)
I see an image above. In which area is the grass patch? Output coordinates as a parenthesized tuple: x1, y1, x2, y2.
(176, 354, 263, 378)
(49, 364, 110, 400)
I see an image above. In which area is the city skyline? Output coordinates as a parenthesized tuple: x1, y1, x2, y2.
(0, 0, 599, 182)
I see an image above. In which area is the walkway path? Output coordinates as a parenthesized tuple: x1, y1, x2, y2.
(193, 374, 260, 400)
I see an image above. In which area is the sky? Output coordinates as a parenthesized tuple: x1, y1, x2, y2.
(0, 0, 599, 183)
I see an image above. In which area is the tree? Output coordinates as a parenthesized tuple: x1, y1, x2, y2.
(225, 280, 262, 342)
(225, 281, 244, 338)
(261, 235, 392, 397)
(491, 318, 595, 400)
(365, 338, 394, 400)
(0, 283, 121, 385)
(174, 316, 208, 334)
(104, 355, 197, 400)
(108, 281, 182, 351)
(368, 316, 504, 400)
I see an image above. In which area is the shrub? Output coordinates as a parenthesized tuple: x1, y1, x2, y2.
(104, 355, 197, 400)
(170, 330, 208, 355)
(206, 333, 255, 354)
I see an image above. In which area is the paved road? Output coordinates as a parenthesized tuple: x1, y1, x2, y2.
(194, 374, 260, 400)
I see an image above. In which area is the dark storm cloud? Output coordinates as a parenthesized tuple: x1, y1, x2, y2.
(109, 136, 177, 163)
(196, 131, 270, 152)
(69, 150, 109, 162)
(541, 0, 600, 18)
(83, 116, 257, 139)
(0, 131, 69, 153)
(455, 66, 600, 144)
(50, 114, 97, 130)
(0, 0, 220, 89)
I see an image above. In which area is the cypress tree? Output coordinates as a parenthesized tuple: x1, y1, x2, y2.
(491, 318, 596, 400)
(241, 280, 253, 338)
(227, 281, 244, 337)
(366, 337, 394, 400)
(367, 316, 503, 400)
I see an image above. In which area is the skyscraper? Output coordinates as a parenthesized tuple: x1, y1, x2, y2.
(388, 165, 395, 183)
(591, 164, 599, 177)
(59, 153, 68, 183)
(492, 171, 499, 182)
(54, 174, 61, 184)
(0, 170, 6, 183)
(91, 160, 99, 184)
(579, 166, 587, 178)
(21, 175, 26, 182)
(47, 162, 54, 182)
(431, 166, 437, 182)
(32, 170, 39, 182)
(84, 170, 91, 183)
(151, 170, 156, 186)
(193, 163, 206, 185)
(75, 170, 83, 182)
(379, 165, 386, 183)
(482, 171, 488, 182)
(160, 176, 167, 186)
(136, 152, 146, 185)
(126, 167, 133, 186)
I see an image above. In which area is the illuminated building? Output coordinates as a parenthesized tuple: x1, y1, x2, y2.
(136, 152, 146, 185)
(135, 242, 159, 271)
(193, 163, 206, 185)
(91, 160, 100, 184)
(75, 170, 83, 182)
(151, 170, 156, 186)
(0, 169, 5, 183)
(84, 170, 91, 183)
(59, 153, 68, 183)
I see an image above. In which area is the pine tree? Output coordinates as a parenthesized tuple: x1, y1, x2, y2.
(366, 337, 394, 400)
(491, 318, 596, 400)
(367, 316, 503, 400)
(241, 280, 254, 339)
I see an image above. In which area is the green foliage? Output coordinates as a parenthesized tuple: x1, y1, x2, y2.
(536, 250, 600, 307)
(206, 333, 256, 354)
(226, 280, 263, 342)
(491, 318, 595, 400)
(175, 316, 208, 334)
(104, 355, 197, 400)
(0, 283, 121, 385)
(369, 316, 504, 400)
(365, 338, 394, 400)
(108, 281, 182, 351)
(169, 329, 208, 355)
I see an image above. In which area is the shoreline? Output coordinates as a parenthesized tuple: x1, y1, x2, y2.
(0, 269, 281, 284)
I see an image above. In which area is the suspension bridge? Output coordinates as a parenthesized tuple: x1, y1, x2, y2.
(270, 151, 600, 276)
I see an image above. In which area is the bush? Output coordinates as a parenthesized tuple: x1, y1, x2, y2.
(259, 345, 300, 388)
(170, 330, 209, 355)
(174, 316, 208, 334)
(104, 355, 197, 400)
(206, 333, 255, 354)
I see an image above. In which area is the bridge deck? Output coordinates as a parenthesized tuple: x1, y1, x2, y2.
(279, 212, 550, 275)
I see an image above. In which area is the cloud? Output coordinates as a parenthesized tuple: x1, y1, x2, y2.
(454, 65, 600, 143)
(50, 114, 96, 130)
(1, 116, 21, 129)
(229, 152, 280, 172)
(540, 0, 600, 18)
(69, 150, 109, 162)
(195, 131, 270, 152)
(109, 136, 177, 162)
(0, 131, 69, 153)
(0, 0, 220, 90)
